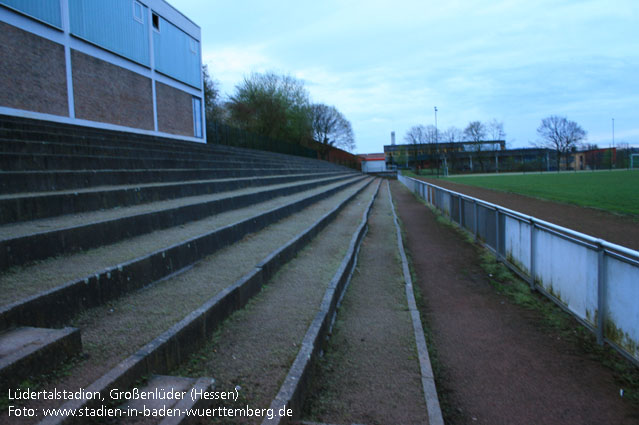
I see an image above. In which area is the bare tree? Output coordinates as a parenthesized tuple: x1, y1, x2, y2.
(404, 125, 426, 145)
(442, 126, 463, 143)
(441, 126, 463, 171)
(404, 125, 437, 144)
(464, 121, 487, 171)
(309, 103, 355, 153)
(536, 115, 587, 170)
(487, 119, 506, 141)
(404, 125, 437, 171)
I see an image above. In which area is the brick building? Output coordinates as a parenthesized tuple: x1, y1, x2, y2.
(0, 0, 205, 142)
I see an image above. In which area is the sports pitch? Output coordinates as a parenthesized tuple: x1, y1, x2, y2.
(444, 170, 639, 216)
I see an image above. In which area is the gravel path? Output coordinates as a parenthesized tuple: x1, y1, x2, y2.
(302, 180, 429, 424)
(391, 180, 639, 425)
(416, 177, 639, 251)
(172, 182, 380, 424)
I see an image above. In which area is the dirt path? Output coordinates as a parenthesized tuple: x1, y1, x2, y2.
(390, 180, 639, 425)
(302, 180, 428, 425)
(416, 177, 639, 251)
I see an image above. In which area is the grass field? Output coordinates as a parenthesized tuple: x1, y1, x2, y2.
(442, 170, 639, 216)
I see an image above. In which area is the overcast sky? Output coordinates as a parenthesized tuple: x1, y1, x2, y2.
(177, 0, 639, 154)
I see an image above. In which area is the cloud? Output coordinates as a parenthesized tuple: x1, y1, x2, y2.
(202, 44, 276, 97)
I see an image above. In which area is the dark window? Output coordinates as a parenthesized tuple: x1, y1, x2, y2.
(152, 13, 159, 31)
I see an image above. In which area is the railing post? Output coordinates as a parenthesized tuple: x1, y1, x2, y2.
(450, 195, 453, 219)
(459, 196, 463, 227)
(495, 208, 500, 258)
(529, 218, 536, 290)
(596, 242, 607, 345)
(473, 200, 478, 241)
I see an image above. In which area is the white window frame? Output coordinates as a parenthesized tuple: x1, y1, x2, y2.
(192, 97, 202, 138)
(133, 1, 144, 24)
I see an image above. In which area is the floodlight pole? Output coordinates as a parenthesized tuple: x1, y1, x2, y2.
(434, 106, 438, 142)
(611, 118, 615, 169)
(434, 106, 439, 176)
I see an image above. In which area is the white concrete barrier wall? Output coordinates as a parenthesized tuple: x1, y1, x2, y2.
(605, 255, 639, 359)
(504, 215, 531, 274)
(398, 173, 639, 366)
(533, 228, 599, 327)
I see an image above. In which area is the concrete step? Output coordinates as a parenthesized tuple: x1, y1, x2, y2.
(0, 174, 358, 269)
(0, 177, 369, 330)
(0, 167, 347, 194)
(0, 115, 334, 167)
(0, 171, 347, 224)
(0, 151, 332, 172)
(158, 180, 379, 419)
(0, 136, 296, 163)
(0, 138, 272, 163)
(120, 375, 215, 424)
(0, 326, 81, 390)
(10, 179, 375, 422)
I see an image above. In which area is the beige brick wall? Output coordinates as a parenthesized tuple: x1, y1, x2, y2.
(72, 49, 154, 130)
(0, 21, 68, 116)
(156, 81, 193, 137)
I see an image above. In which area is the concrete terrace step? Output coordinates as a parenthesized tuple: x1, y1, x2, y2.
(0, 178, 367, 309)
(0, 326, 81, 390)
(0, 174, 360, 269)
(0, 117, 336, 169)
(0, 137, 335, 174)
(121, 376, 216, 424)
(0, 177, 370, 330)
(0, 167, 348, 194)
(157, 181, 379, 421)
(28, 179, 377, 425)
(0, 136, 293, 162)
(0, 138, 270, 163)
(0, 129, 334, 175)
(0, 171, 348, 224)
(0, 116, 346, 175)
(0, 151, 331, 172)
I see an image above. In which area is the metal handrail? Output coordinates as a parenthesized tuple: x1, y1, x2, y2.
(403, 175, 639, 261)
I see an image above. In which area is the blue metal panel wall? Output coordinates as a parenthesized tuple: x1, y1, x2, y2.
(153, 17, 200, 88)
(69, 0, 149, 66)
(1, 0, 61, 28)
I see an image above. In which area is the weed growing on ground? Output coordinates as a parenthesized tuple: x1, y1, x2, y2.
(429, 201, 639, 408)
(0, 353, 87, 411)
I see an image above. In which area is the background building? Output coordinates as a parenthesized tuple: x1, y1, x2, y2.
(359, 153, 387, 173)
(383, 141, 563, 173)
(0, 0, 205, 142)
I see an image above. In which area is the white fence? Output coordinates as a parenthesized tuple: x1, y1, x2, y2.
(399, 174, 639, 365)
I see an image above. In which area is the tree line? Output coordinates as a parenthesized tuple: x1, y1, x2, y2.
(403, 115, 615, 171)
(203, 66, 355, 153)
(402, 119, 506, 173)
